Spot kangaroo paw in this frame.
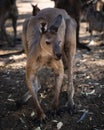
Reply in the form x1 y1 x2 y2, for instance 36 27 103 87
67 104 78 115
33 115 47 125
46 107 65 119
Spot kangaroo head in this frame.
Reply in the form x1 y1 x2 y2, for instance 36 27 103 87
39 15 63 60
31 4 40 16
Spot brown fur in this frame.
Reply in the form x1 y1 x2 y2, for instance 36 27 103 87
22 8 76 121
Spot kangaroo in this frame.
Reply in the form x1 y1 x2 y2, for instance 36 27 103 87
22 7 76 121
82 0 104 44
0 0 18 46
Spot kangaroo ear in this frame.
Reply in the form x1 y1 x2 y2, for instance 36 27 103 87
39 18 48 33
49 15 62 33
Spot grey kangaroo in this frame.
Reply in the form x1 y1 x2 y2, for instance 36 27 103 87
22 8 76 121
82 0 104 43
0 0 18 46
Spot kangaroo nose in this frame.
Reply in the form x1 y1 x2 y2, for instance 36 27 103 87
56 53 62 60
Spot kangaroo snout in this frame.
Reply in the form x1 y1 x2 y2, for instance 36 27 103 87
55 52 62 60
53 41 62 60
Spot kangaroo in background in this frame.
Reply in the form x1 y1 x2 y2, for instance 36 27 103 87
82 0 104 44
31 4 40 16
0 0 18 46
22 7 76 121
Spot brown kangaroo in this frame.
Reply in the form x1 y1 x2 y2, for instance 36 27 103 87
22 8 76 121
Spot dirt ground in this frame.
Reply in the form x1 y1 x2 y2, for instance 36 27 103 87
0 0 104 130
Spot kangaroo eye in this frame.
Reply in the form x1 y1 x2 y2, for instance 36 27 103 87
46 41 51 45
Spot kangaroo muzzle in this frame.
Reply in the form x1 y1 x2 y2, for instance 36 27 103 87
53 41 62 60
